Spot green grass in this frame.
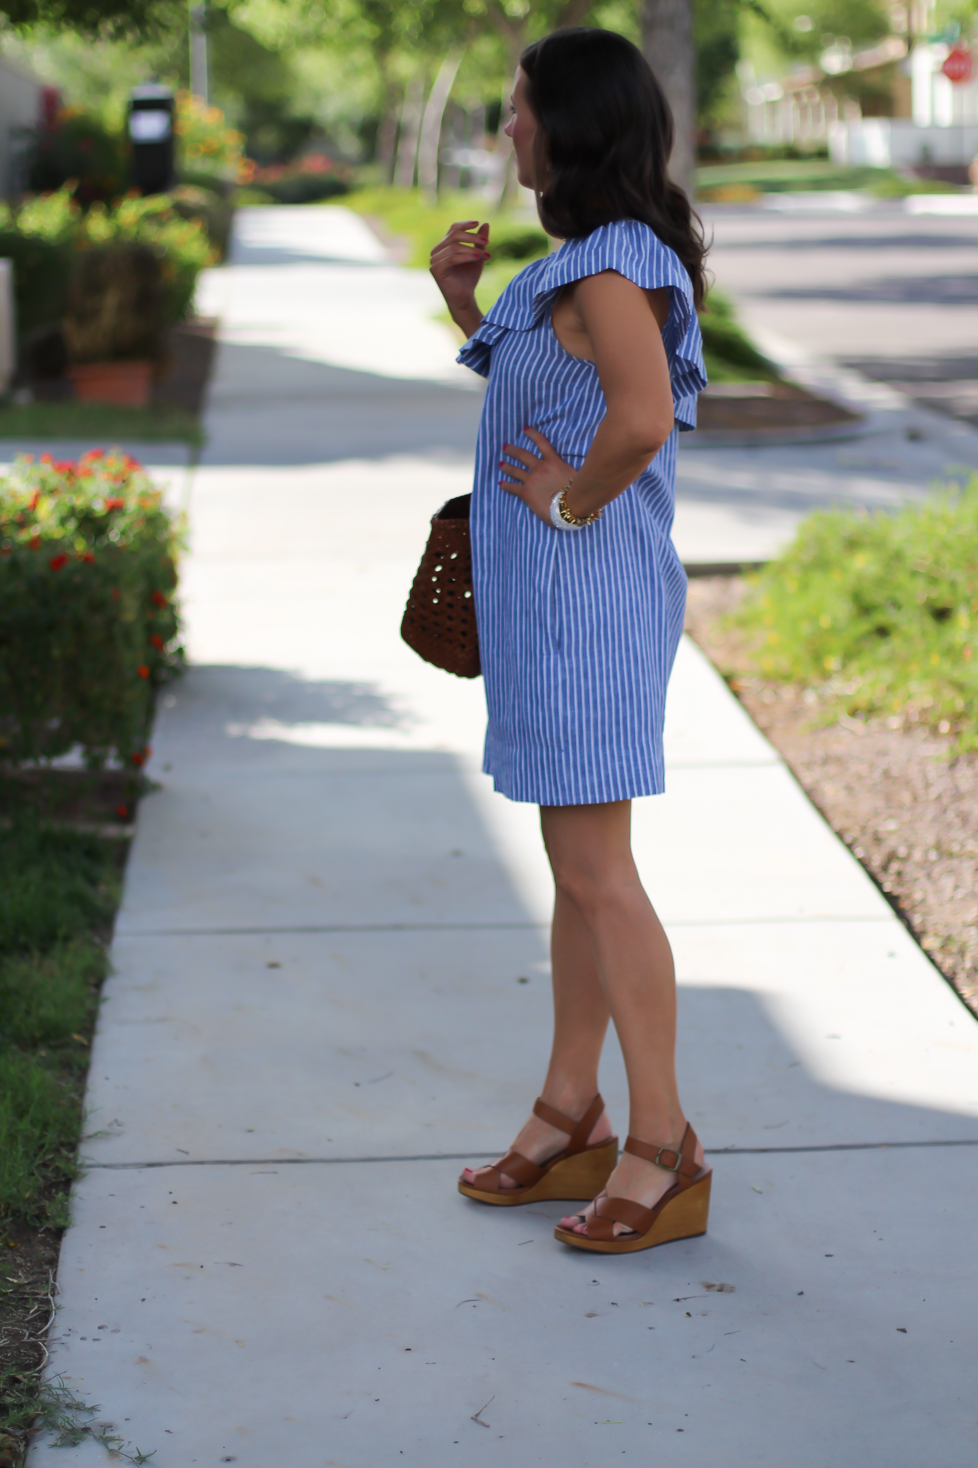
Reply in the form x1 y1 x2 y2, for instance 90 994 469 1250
695 159 963 197
733 477 978 745
0 400 203 446
0 817 123 1226
344 185 549 271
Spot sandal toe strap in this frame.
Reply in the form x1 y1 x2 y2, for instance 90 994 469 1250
586 1194 656 1242
472 1149 544 1192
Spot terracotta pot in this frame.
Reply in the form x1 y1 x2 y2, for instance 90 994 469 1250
68 360 155 408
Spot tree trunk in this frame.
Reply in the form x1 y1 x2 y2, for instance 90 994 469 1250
641 0 696 197
417 49 464 203
377 105 398 184
375 58 399 184
393 74 425 188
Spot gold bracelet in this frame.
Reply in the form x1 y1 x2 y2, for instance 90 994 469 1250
558 479 601 527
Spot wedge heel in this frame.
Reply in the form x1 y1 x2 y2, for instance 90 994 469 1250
554 1123 711 1255
459 1136 618 1206
457 1093 616 1207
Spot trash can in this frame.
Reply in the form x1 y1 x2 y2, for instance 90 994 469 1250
129 84 175 195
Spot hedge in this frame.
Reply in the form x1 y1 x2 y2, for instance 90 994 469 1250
0 452 183 767
0 185 216 347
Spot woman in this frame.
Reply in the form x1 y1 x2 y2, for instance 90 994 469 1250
429 28 709 1255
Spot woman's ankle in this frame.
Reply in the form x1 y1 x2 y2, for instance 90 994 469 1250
539 1079 602 1119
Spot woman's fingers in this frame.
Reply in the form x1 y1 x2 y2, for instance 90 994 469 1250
523 426 556 457
431 241 491 268
501 442 540 469
437 221 489 251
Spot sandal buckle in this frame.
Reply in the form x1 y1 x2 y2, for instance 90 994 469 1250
653 1145 682 1172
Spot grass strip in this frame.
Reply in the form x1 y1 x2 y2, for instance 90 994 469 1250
0 806 130 1463
0 401 202 446
731 476 978 747
695 159 961 198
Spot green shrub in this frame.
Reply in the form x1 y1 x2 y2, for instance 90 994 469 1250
0 229 72 339
64 244 165 364
0 185 215 344
251 160 350 204
490 225 549 261
169 183 234 259
0 451 183 767
26 108 129 208
734 476 978 746
80 192 215 325
698 288 777 382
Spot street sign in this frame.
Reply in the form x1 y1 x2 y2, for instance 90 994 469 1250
942 47 973 84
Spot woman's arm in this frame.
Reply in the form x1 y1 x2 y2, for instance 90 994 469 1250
429 220 491 340
499 270 675 525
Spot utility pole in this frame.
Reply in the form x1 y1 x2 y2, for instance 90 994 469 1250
642 0 695 196
189 0 209 103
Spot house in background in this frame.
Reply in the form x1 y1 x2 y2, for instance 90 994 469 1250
0 55 44 199
738 18 978 179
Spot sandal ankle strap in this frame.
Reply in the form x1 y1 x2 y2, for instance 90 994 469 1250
624 1123 700 1181
533 1093 605 1156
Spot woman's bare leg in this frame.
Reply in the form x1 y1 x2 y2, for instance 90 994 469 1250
460 869 614 1188
537 801 703 1236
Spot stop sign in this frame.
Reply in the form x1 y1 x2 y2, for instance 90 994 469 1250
942 47 973 84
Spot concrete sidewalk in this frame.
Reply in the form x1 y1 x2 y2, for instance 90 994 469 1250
31 208 978 1467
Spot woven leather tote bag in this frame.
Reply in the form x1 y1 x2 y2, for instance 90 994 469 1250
401 494 481 679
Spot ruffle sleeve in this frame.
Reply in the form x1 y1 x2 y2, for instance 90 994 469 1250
455 257 550 378
456 220 707 429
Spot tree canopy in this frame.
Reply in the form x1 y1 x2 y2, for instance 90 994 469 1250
0 0 180 37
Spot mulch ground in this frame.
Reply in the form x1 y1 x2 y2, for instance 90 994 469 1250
696 382 862 434
684 576 978 1020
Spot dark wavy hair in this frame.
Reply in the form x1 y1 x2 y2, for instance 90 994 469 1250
519 28 708 308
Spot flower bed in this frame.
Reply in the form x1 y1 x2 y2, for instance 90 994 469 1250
0 452 183 767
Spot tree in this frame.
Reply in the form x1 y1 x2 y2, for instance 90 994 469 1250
0 0 180 36
642 0 695 194
477 0 604 70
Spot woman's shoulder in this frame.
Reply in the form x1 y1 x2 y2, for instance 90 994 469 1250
548 219 692 297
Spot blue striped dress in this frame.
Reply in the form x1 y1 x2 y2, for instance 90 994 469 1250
457 218 706 806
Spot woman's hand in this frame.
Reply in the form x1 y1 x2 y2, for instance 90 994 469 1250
499 428 575 526
430 221 490 338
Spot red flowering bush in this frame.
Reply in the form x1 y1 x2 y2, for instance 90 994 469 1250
0 451 183 766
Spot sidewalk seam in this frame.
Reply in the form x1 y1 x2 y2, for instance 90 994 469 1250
114 914 896 937
83 1139 978 1170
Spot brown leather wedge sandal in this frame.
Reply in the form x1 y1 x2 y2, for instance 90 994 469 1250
458 1094 618 1207
553 1123 711 1254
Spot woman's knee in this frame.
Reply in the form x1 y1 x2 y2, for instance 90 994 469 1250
551 857 640 918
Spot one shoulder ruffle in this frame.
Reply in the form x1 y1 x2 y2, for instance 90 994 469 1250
457 218 707 430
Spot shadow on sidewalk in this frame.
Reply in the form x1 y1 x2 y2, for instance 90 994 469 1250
201 342 485 468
